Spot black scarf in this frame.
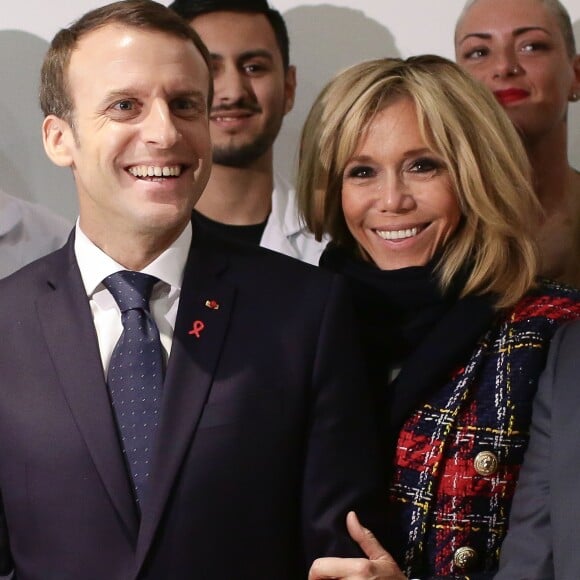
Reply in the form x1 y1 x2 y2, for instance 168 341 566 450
320 244 497 441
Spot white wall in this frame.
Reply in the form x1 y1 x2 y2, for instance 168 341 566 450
2 0 579 219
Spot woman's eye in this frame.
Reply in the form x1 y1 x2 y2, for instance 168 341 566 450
464 47 488 60
345 165 375 179
409 158 442 173
520 42 548 53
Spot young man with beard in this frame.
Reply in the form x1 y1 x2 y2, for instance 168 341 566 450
170 0 325 264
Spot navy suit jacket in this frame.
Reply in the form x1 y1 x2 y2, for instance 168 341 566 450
0 232 386 580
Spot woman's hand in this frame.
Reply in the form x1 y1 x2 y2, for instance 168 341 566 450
308 512 407 579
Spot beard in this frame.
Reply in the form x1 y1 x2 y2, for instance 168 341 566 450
210 97 284 168
212 133 274 168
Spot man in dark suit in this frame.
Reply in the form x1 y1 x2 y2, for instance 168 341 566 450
0 2 386 578
496 320 580 580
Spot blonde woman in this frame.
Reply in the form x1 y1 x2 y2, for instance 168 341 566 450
299 55 580 579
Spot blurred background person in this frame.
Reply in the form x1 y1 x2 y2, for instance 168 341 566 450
170 0 325 264
456 0 580 286
298 55 580 578
0 188 69 278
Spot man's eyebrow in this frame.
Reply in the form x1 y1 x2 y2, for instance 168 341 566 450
97 89 207 107
458 26 552 45
172 89 206 100
101 89 134 101
238 49 274 61
209 49 274 62
96 89 135 109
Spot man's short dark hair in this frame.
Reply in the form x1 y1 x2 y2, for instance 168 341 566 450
169 0 290 70
40 0 213 124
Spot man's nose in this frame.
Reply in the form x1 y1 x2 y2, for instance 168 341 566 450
142 100 179 148
213 65 252 106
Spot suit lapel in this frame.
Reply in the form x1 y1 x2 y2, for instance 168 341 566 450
135 242 235 569
37 243 139 541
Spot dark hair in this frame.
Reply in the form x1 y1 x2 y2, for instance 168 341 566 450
169 0 290 70
40 0 213 123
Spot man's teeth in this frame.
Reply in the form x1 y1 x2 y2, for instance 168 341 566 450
376 227 419 241
128 165 182 178
214 116 243 122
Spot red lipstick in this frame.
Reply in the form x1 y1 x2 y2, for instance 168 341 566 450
494 88 530 106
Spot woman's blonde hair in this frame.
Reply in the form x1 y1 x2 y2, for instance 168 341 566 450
297 55 540 309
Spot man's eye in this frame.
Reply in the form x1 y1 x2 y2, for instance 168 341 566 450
172 98 205 116
113 100 135 111
244 63 266 74
173 98 194 110
107 99 140 119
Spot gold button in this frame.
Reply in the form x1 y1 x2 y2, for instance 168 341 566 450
453 546 477 570
474 450 499 476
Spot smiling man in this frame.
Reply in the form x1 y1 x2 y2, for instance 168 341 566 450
170 0 325 264
0 1 386 578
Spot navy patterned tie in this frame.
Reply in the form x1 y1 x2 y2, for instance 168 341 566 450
102 270 164 507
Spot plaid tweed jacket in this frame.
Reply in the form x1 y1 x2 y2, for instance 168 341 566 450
387 280 580 579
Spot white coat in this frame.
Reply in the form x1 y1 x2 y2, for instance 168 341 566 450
260 175 326 266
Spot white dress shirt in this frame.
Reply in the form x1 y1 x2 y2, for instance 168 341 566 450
260 174 327 265
74 222 191 374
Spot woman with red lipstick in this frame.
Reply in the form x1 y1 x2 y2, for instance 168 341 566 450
298 56 580 579
455 0 580 286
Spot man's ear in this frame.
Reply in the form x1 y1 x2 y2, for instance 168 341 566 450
42 115 75 167
283 65 297 115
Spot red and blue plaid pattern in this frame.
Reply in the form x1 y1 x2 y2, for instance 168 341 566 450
388 281 580 578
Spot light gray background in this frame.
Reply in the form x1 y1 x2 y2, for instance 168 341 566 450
2 0 579 220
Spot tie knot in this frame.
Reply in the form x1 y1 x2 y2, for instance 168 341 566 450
103 270 159 313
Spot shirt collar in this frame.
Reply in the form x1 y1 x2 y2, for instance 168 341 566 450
74 220 192 297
